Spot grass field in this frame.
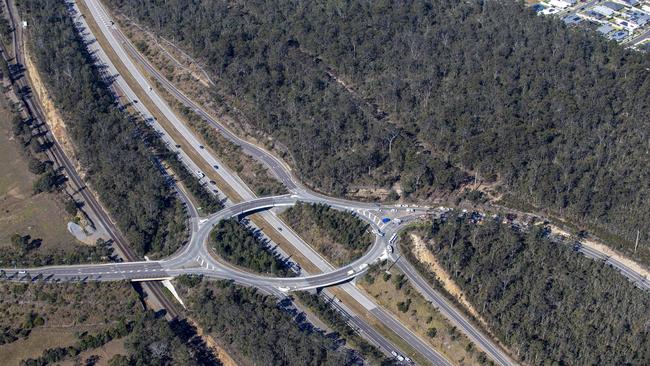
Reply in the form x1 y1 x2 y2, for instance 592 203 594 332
0 327 80 365
0 281 141 365
0 94 79 255
58 337 127 366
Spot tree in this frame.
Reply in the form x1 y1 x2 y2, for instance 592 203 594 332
64 199 78 216
11 233 31 252
27 157 46 175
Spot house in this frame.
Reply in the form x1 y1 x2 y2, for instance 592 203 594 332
608 30 629 41
603 2 625 12
597 24 615 34
630 13 650 27
617 13 650 30
583 10 606 21
548 0 577 9
563 14 584 25
619 0 639 6
592 5 616 17
541 7 560 15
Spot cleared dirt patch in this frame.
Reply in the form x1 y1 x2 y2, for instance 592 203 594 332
409 233 481 320
24 49 79 169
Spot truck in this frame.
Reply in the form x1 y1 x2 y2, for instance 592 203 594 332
389 233 398 244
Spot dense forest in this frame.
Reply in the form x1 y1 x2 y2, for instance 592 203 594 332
281 203 373 265
105 0 469 200
210 218 293 276
18 0 187 256
177 279 361 365
106 0 650 261
412 216 650 365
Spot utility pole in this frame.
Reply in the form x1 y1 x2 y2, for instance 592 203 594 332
634 229 640 254
386 253 402 273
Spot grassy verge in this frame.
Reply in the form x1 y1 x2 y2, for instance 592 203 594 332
76 0 243 207
113 11 287 197
358 263 491 365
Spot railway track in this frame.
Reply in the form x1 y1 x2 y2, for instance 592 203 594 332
2 0 180 318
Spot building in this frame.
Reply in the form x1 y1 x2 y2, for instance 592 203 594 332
548 0 577 9
608 30 629 41
563 14 584 25
603 2 625 12
597 24 615 34
592 5 616 17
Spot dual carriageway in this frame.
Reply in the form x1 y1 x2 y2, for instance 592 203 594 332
2 0 648 364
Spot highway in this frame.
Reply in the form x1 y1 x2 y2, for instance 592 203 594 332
70 1 455 364
1 0 183 318
81 0 650 357
3 0 648 365
396 259 513 366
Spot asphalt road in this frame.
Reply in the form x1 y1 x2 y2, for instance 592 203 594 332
2 0 182 319
3 1 648 365
73 2 457 364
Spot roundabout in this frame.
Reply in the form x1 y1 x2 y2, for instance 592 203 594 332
0 193 426 295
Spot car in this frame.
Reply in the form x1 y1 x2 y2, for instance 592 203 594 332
277 227 283 231
397 355 404 362
199 145 204 149
175 144 181 148
209 180 216 185
391 351 398 357
213 165 219 169
18 270 26 274
386 244 393 254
